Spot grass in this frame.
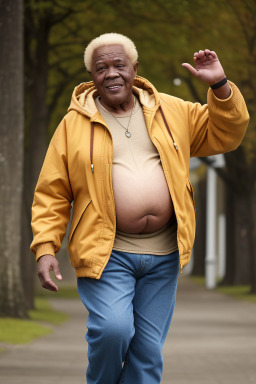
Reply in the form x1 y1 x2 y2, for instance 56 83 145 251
36 285 79 299
190 276 205 285
190 276 256 303
29 297 69 324
0 317 52 344
0 297 69 344
216 285 256 303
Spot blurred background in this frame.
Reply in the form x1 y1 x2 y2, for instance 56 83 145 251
1 0 256 320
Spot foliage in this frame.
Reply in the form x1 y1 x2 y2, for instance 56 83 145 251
25 0 256 176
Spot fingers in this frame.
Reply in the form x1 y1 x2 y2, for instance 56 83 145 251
53 263 63 281
193 49 218 61
37 254 62 291
182 49 217 73
181 63 199 78
38 269 59 291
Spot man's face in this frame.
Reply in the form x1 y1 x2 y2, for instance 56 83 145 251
90 44 138 109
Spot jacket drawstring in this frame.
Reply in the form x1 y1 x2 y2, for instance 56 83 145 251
159 106 178 151
90 122 94 173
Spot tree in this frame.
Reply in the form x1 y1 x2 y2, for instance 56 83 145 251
0 0 26 317
22 0 93 308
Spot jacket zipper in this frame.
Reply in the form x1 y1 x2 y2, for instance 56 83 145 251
90 122 94 173
150 106 182 270
108 132 117 253
151 136 183 272
90 119 116 261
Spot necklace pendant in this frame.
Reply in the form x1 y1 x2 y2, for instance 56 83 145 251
125 131 131 138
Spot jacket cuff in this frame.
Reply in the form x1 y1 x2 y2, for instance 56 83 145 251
36 242 56 261
207 81 242 111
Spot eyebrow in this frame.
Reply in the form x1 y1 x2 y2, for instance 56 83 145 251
95 57 125 65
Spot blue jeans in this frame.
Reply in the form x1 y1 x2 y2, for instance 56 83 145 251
77 249 180 384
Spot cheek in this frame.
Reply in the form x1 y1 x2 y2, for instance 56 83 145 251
122 72 135 85
91 73 103 87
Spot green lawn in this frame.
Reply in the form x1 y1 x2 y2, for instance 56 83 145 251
190 276 256 303
29 297 69 324
0 317 52 344
0 297 69 344
36 285 80 299
216 285 256 303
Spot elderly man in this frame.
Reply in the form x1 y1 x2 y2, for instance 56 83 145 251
31 33 249 384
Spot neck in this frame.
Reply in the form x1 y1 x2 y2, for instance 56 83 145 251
99 95 135 115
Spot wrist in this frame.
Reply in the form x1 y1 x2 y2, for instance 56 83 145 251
211 81 231 100
36 242 55 261
210 77 227 90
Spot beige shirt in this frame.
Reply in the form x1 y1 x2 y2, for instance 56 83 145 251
95 96 178 255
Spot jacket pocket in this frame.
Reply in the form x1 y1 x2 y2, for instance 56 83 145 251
68 198 92 244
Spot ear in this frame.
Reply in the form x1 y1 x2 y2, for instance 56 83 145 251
133 61 138 76
87 70 95 83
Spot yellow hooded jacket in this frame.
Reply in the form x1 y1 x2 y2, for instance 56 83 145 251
30 76 249 278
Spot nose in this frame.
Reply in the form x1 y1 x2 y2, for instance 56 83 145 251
105 66 120 79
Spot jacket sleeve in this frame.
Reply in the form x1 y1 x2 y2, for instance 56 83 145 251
188 81 249 157
30 118 74 261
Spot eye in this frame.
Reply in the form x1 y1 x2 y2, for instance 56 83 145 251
117 64 125 68
96 66 106 72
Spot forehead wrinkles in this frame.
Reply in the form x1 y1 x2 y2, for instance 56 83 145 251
98 50 124 58
93 45 128 64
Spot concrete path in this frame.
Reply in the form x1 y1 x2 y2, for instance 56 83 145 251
0 275 256 384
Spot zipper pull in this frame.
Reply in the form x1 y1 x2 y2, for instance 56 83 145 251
173 142 178 151
91 164 94 173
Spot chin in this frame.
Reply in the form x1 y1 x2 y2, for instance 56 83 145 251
106 95 126 105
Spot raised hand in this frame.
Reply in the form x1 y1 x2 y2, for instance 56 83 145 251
37 254 63 291
182 49 231 99
182 50 226 85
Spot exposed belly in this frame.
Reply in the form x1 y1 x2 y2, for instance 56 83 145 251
113 165 174 234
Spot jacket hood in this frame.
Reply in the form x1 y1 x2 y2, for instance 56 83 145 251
68 75 161 118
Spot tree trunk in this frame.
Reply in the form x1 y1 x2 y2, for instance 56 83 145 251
221 183 236 285
0 0 26 317
249 192 256 293
233 193 251 284
21 18 50 309
222 182 255 288
192 176 206 276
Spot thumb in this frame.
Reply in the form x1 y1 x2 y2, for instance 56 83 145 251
53 262 63 281
182 63 199 78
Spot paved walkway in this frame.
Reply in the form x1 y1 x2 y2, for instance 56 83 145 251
1 275 256 384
